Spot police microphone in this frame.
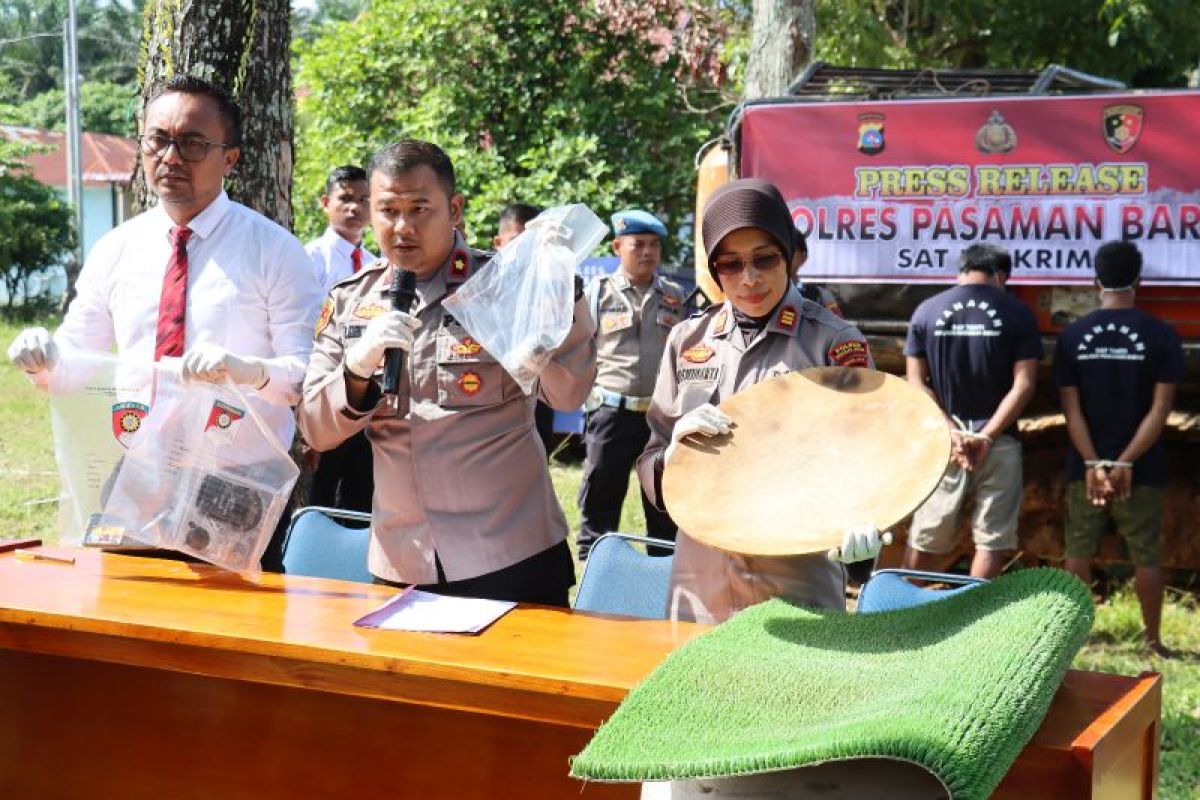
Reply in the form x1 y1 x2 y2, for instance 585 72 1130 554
382 268 417 396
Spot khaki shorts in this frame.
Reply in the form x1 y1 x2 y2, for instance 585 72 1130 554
1064 481 1163 566
908 435 1022 554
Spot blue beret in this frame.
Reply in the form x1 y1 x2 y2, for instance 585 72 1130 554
611 209 667 239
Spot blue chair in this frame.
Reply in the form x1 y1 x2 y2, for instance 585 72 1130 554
280 506 374 583
574 533 675 619
553 409 586 435
857 568 986 613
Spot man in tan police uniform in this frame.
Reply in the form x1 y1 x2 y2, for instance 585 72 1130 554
297 139 596 606
576 210 686 559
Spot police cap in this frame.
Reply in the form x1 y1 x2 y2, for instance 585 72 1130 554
611 209 667 239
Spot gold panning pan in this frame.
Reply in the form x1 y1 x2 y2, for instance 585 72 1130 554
661 367 950 556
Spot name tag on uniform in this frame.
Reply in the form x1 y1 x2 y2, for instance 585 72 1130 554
600 310 634 333
677 365 721 383
343 323 365 340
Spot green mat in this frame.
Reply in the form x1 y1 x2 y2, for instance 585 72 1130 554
571 568 1094 799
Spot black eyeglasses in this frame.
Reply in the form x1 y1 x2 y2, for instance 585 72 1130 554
711 250 785 277
139 134 231 162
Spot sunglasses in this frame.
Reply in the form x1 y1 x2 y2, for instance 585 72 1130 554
139 134 231 163
711 250 785 277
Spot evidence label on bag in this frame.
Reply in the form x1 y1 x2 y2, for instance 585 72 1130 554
204 400 246 447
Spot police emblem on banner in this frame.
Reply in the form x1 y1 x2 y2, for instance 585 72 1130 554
111 401 149 448
975 110 1017 154
857 113 885 155
1103 104 1143 154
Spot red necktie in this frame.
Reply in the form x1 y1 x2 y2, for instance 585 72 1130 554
351 245 363 273
154 225 191 361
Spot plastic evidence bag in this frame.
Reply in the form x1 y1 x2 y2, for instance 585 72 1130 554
78 357 297 574
46 347 151 546
443 203 607 394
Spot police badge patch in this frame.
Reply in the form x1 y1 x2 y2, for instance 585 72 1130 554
682 343 716 364
314 298 333 338
450 337 483 358
111 401 149 448
857 113 885 155
354 302 387 320
458 370 482 395
1103 104 1143 154
828 339 870 368
204 400 245 446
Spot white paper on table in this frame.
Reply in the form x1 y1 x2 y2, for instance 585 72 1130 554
353 589 516 634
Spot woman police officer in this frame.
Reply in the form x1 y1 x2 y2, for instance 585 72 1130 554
635 178 887 624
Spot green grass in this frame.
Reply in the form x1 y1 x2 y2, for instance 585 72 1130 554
0 314 61 544
549 457 648 543
1071 586 1200 799
0 314 1195 798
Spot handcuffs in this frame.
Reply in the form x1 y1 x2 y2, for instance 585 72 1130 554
1084 459 1133 472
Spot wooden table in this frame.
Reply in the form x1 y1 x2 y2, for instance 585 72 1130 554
0 547 1160 799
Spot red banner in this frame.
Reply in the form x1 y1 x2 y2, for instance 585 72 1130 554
739 91 1200 285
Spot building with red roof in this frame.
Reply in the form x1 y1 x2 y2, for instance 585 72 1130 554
1 125 137 258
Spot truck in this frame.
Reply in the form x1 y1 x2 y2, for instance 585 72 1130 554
695 64 1200 574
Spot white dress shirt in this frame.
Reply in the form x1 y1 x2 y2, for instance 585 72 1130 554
47 191 324 444
305 226 375 293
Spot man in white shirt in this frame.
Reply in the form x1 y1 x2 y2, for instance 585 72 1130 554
305 165 375 293
7 75 323 565
305 167 377 511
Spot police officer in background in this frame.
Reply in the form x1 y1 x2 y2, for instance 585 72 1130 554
493 202 541 250
297 139 596 606
576 210 685 559
306 165 377 513
493 202 556 457
306 165 375 293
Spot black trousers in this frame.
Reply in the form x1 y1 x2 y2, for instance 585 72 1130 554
534 400 556 458
309 431 374 513
577 405 677 558
373 539 575 607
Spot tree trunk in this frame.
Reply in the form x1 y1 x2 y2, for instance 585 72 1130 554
131 0 293 227
743 0 815 100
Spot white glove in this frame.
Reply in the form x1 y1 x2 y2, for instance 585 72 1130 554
827 525 893 564
665 403 732 464
7 327 56 374
344 310 422 380
181 343 269 387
